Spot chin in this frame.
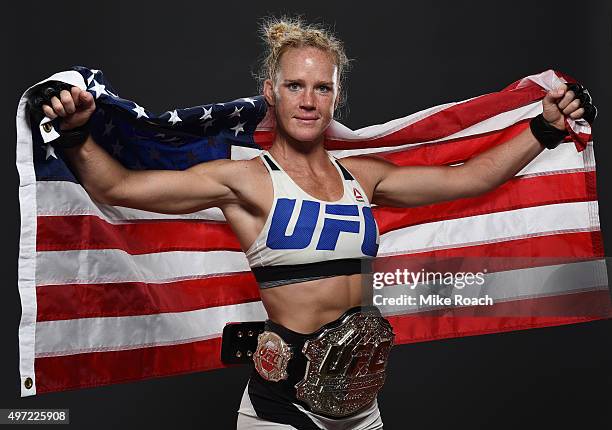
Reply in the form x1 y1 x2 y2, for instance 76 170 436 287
285 123 328 144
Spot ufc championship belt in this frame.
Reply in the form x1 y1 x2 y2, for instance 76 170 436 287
253 331 293 382
297 308 395 417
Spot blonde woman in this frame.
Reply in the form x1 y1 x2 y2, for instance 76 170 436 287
29 16 595 430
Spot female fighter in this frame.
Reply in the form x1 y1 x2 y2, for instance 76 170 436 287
29 16 595 430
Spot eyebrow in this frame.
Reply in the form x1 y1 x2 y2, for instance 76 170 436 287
283 79 335 86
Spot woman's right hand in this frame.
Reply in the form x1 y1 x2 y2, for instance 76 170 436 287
40 86 96 131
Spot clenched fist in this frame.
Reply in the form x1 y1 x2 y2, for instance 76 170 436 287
29 82 96 131
542 83 597 130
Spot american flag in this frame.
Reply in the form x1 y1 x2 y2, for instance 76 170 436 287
16 66 610 396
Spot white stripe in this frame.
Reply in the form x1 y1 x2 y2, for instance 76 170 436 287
37 181 226 221
376 259 608 316
36 200 598 286
36 249 250 286
16 70 88 397
329 102 541 158
379 201 599 255
35 301 267 357
34 259 607 357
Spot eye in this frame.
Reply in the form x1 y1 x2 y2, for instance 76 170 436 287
288 83 301 91
318 85 331 93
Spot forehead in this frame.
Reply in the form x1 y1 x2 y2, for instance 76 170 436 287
277 47 338 82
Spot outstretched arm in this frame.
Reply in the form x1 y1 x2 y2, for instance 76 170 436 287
35 85 245 214
351 83 590 208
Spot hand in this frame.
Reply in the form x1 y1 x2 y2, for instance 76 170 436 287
541 83 594 131
38 85 96 131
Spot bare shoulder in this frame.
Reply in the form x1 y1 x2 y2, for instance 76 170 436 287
337 154 395 199
190 155 271 211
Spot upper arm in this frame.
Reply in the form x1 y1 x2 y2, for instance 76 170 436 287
107 159 246 214
344 156 480 208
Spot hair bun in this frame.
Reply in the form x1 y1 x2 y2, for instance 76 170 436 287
267 23 289 47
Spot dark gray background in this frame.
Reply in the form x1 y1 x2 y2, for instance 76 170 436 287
3 1 611 428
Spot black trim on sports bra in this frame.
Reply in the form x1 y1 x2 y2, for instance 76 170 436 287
262 154 280 171
252 258 371 289
334 160 354 181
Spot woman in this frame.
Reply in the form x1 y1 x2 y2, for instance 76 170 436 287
30 16 594 430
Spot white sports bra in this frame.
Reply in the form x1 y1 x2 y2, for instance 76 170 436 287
245 150 379 289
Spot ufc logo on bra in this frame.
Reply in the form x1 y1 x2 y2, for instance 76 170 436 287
266 199 378 256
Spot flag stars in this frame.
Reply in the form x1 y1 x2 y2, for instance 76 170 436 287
242 97 256 107
43 144 57 160
200 106 213 121
132 103 148 119
167 110 182 125
112 140 123 156
87 69 100 85
103 119 115 136
228 106 243 119
89 80 108 99
231 121 247 136
203 119 216 133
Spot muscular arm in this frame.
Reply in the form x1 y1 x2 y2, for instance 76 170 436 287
357 127 544 207
63 135 244 214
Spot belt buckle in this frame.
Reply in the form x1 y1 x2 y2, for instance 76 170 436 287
295 310 395 417
253 331 293 382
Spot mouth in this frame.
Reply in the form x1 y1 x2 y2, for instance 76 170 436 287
294 116 319 124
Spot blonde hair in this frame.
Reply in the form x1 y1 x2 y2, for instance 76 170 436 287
255 16 351 114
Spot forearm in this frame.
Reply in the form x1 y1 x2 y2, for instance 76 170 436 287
461 127 545 195
61 135 130 203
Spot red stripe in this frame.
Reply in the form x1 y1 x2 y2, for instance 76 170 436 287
34 337 226 394
36 231 602 322
378 120 531 166
37 216 242 253
387 290 612 345
37 272 260 322
374 171 596 234
34 291 610 394
36 172 594 254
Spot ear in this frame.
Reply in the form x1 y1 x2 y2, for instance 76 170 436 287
263 79 276 107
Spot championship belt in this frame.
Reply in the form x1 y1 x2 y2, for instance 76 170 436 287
253 331 293 382
295 308 395 417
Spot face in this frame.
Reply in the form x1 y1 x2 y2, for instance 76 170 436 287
263 46 340 145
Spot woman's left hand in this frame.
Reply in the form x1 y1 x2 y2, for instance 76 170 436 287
541 83 596 131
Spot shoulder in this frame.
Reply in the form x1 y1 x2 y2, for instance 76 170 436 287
336 154 397 199
188 155 268 182
337 154 396 181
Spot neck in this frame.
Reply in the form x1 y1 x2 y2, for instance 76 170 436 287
268 129 329 171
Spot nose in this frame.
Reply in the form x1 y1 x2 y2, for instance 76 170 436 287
299 88 316 110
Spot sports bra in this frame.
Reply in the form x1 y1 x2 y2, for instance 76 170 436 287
245 150 379 289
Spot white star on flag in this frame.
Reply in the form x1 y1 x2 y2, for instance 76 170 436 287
87 69 100 85
228 106 243 119
200 106 213 121
168 110 182 125
230 121 246 136
242 98 256 107
132 103 148 119
43 144 57 160
112 141 123 156
89 80 108 99
103 120 115 136
203 119 216 132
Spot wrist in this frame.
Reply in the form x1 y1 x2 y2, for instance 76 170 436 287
529 113 568 150
53 121 91 149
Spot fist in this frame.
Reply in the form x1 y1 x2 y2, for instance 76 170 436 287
37 85 96 131
542 83 596 131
